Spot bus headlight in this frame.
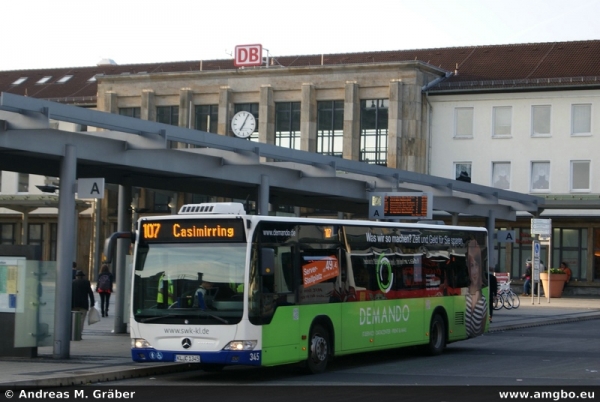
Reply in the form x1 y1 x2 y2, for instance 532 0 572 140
223 340 257 351
132 338 152 348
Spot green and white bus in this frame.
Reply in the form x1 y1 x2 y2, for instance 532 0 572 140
105 202 490 373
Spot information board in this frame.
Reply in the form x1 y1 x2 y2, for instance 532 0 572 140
369 192 432 220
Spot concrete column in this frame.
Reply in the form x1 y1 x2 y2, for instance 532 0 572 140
141 90 155 121
218 86 231 136
114 185 132 334
400 74 426 173
301 83 317 153
258 175 270 216
104 91 118 114
259 85 274 145
179 88 194 129
343 81 360 161
387 80 404 169
487 210 496 270
53 144 77 359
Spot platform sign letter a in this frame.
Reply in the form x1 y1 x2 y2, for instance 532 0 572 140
77 178 105 199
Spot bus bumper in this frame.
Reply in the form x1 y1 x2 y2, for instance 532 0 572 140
131 348 262 366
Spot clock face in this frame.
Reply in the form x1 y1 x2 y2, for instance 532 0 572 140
231 111 256 138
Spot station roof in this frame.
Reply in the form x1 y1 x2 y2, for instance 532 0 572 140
1 40 599 105
0 93 542 221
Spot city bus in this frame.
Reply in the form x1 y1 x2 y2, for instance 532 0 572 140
104 202 490 373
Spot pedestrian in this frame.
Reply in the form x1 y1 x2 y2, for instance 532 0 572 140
72 270 95 339
71 261 78 280
521 259 532 296
489 268 498 323
96 264 114 317
560 262 572 287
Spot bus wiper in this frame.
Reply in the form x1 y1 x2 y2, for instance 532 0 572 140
199 310 229 324
139 314 188 323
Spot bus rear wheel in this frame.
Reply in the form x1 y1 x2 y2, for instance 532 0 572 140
425 314 446 356
307 324 329 374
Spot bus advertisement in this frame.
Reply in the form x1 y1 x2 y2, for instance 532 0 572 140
104 202 489 373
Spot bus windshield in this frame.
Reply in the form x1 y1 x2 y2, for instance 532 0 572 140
132 242 246 325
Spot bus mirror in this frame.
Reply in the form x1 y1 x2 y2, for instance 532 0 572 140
260 248 275 276
103 231 134 264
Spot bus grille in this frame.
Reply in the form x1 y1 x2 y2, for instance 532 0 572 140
454 312 465 325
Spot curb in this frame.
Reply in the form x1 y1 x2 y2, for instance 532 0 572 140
489 312 600 333
0 363 201 388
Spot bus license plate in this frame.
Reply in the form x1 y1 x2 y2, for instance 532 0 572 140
175 355 200 363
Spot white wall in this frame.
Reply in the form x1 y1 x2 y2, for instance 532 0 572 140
428 90 600 195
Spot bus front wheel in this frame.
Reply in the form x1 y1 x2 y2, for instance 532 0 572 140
426 314 446 356
307 324 329 374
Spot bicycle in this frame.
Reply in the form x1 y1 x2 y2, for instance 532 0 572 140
496 281 520 309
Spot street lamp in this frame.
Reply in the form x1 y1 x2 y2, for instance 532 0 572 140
36 184 59 193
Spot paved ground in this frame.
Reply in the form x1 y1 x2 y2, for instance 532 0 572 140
0 295 598 387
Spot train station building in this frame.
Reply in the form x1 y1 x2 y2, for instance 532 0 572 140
1 40 600 294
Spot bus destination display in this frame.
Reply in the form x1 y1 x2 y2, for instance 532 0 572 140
140 219 246 243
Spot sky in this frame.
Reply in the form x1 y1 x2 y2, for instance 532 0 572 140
2 0 600 71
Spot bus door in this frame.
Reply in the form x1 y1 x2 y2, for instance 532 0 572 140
258 247 302 366
340 252 374 351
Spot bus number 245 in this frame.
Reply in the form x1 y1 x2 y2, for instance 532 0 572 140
143 223 161 239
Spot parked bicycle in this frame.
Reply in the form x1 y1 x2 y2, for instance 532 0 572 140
494 281 520 310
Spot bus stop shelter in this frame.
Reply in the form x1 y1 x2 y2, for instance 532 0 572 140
0 92 544 358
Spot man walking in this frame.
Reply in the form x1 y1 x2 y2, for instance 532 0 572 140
72 270 95 340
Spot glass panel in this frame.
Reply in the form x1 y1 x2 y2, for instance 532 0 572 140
195 105 218 133
317 100 344 157
57 75 73 84
360 99 388 165
27 223 43 246
572 104 591 134
36 76 52 84
531 162 550 191
14 260 57 347
571 161 590 190
492 162 510 189
532 105 551 135
18 173 29 192
154 192 170 212
455 163 472 182
275 102 301 150
455 107 473 137
119 107 141 119
1 224 15 244
493 107 512 136
157 106 179 126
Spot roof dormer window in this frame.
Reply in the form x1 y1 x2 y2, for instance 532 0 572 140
36 76 52 84
57 75 73 84
12 77 28 85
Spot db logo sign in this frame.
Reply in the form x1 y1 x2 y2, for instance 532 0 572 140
234 44 263 67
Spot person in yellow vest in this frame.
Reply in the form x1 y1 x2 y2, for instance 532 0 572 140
157 272 174 307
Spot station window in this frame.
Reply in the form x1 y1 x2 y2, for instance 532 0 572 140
360 99 388 166
317 100 344 157
195 105 218 133
275 102 301 150
119 107 141 119
0 224 15 245
157 106 179 126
